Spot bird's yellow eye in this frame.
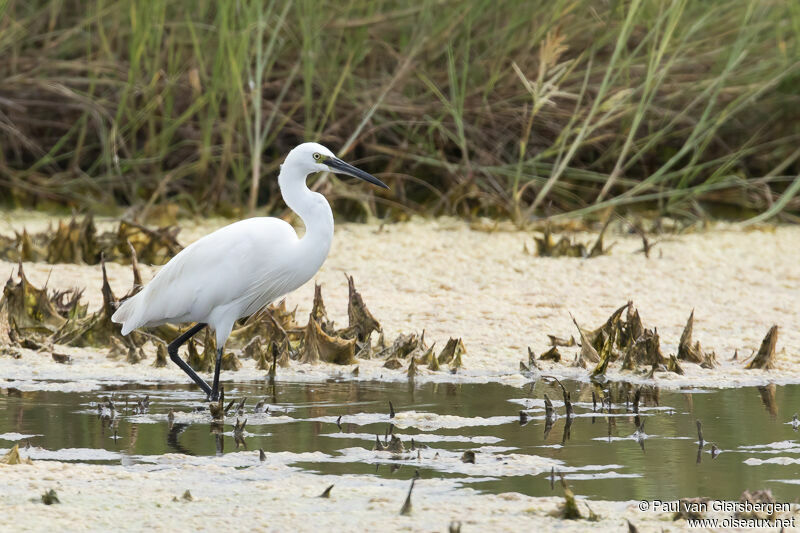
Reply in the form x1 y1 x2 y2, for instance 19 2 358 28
313 153 321 161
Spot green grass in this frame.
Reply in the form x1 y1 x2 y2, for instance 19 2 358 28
0 0 798 224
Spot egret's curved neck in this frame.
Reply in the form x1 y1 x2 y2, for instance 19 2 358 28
278 165 334 259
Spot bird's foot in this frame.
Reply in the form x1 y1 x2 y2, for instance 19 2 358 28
208 385 223 406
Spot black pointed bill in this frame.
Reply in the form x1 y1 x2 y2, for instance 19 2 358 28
325 157 389 189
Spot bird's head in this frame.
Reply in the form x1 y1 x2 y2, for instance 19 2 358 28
283 142 389 189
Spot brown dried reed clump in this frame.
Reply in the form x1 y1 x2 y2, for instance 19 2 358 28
0 215 182 265
532 302 778 380
0 262 466 375
529 221 612 259
0 444 33 465
236 277 466 375
745 326 779 370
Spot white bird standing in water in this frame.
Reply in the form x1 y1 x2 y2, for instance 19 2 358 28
112 143 388 400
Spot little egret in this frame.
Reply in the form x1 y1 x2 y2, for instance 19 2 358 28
112 143 388 400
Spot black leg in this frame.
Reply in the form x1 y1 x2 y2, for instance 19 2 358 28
167 323 212 398
210 347 223 401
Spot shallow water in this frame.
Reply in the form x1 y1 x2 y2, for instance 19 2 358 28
2 379 799 501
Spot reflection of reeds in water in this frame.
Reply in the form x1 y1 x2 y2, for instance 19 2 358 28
757 383 778 418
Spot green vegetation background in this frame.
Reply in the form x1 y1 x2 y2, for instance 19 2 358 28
1 0 798 223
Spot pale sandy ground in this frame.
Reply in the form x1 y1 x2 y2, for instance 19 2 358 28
1 213 799 389
2 213 800 532
4 453 796 533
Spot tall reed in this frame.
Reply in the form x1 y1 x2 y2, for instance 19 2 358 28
0 0 798 223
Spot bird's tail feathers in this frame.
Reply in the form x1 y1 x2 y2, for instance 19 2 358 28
111 293 141 336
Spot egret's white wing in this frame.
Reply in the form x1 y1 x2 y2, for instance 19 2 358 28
113 217 298 333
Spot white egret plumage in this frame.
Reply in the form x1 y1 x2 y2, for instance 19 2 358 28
111 142 388 399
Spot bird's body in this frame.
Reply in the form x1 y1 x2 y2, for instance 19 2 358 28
114 215 327 345
112 142 387 399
